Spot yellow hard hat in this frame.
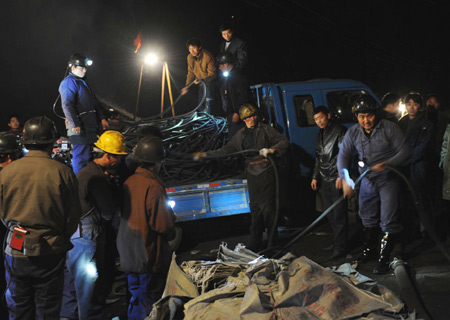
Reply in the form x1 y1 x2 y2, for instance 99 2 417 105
239 103 257 120
94 130 128 155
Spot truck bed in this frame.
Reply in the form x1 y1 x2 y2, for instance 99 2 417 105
166 179 250 222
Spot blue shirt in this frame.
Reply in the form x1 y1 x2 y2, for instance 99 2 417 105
337 118 412 179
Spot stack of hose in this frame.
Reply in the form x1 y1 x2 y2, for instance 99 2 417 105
121 112 244 186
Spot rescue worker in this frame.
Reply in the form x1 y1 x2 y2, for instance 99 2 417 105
337 96 412 274
59 52 109 175
181 38 216 113
311 106 348 259
218 23 248 71
0 116 81 319
217 51 251 138
398 93 435 244
117 136 175 320
0 132 22 319
61 130 128 320
193 104 290 252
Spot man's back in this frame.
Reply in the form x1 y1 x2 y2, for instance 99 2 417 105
0 150 81 256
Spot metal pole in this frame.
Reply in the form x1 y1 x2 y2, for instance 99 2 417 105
160 62 166 118
165 62 175 116
134 64 144 120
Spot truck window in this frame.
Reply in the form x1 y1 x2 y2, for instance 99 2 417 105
294 95 315 127
326 90 369 123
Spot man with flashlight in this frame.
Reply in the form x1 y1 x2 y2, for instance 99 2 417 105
61 130 128 320
193 104 289 252
337 95 412 274
59 52 109 175
217 51 251 138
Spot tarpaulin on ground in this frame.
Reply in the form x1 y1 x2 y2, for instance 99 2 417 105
148 243 412 320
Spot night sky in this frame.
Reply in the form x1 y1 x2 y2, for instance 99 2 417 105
2 0 450 132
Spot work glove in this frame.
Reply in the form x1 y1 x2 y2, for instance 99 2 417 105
259 148 275 158
192 152 207 161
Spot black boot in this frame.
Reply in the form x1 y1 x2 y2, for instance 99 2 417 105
353 227 380 265
373 232 397 275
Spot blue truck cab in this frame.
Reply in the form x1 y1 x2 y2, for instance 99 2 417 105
168 79 381 222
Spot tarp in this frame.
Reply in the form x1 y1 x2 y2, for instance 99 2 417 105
148 243 415 320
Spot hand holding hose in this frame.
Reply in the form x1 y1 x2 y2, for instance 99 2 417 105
260 148 275 158
192 152 207 161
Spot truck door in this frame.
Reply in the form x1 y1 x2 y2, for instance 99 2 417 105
282 90 324 177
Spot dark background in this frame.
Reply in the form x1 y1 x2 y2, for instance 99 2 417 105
1 0 450 132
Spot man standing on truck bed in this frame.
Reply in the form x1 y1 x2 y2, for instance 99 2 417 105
193 104 290 252
337 95 412 274
311 106 348 259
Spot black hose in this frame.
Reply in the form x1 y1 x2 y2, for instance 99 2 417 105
271 168 371 259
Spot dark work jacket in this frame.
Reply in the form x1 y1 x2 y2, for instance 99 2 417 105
208 122 290 176
220 70 251 116
398 112 435 190
312 121 347 182
59 73 106 145
398 112 435 166
219 37 248 71
76 161 118 239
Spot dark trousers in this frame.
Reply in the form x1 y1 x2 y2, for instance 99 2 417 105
359 176 401 233
126 271 167 320
71 144 91 175
4 252 65 320
247 168 276 250
61 232 107 320
319 180 348 252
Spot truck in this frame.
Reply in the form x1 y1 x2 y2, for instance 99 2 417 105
166 78 381 225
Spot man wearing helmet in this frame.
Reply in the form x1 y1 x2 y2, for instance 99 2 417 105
337 95 412 274
117 136 175 319
59 52 109 175
60 130 128 320
217 51 251 138
0 116 81 319
193 104 289 252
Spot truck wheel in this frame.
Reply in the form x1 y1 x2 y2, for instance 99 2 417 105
169 226 182 251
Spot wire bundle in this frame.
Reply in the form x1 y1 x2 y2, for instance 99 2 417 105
122 112 244 186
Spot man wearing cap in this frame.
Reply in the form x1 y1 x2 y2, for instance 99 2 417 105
61 130 128 320
0 116 81 319
59 52 109 175
117 136 175 319
193 104 289 252
337 95 412 274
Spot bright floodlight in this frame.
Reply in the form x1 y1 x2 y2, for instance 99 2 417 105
145 53 158 65
86 59 93 66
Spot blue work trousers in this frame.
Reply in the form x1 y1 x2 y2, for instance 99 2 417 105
71 144 91 175
359 176 402 233
126 271 167 320
64 233 107 320
4 252 65 320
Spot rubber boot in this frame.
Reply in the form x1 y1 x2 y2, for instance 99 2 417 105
373 232 397 275
353 227 380 265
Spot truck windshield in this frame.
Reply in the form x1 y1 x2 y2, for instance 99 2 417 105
327 90 371 123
